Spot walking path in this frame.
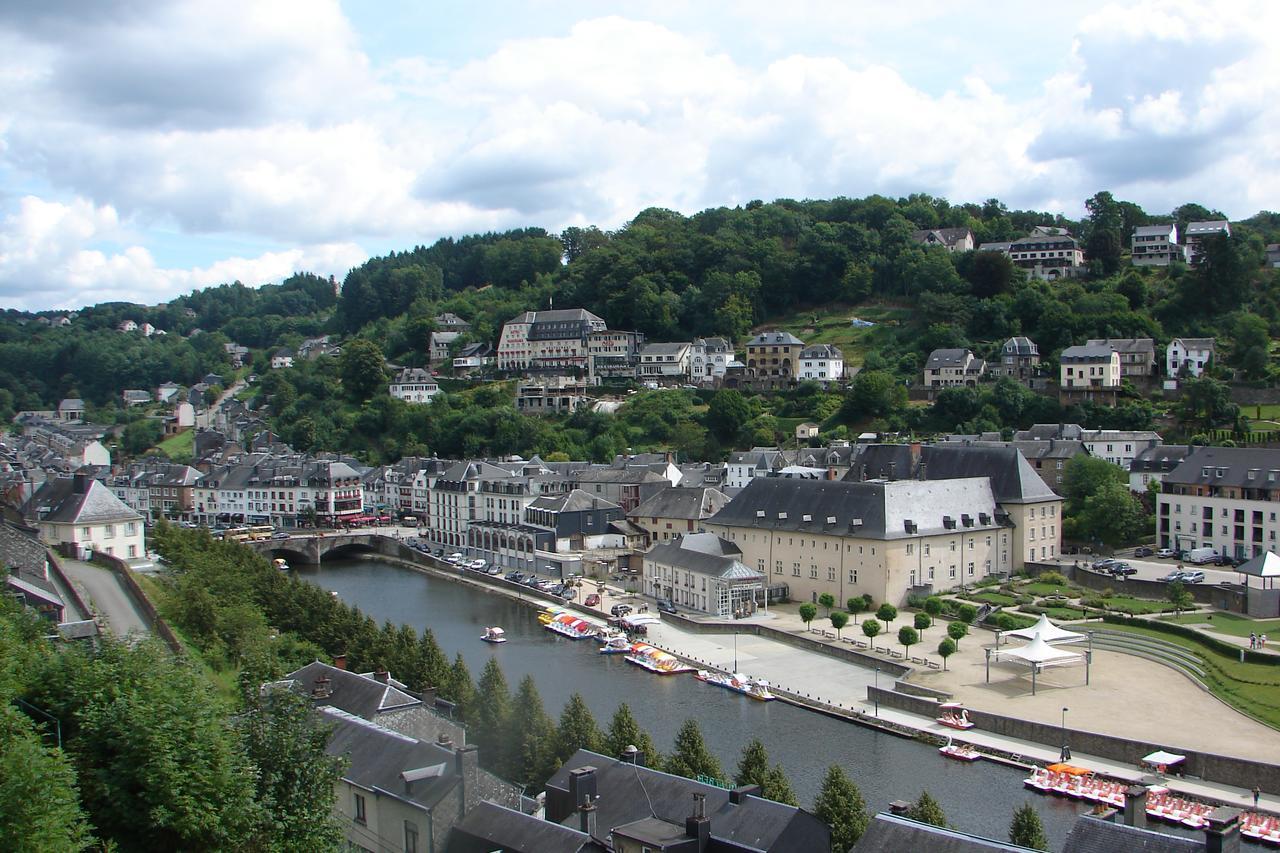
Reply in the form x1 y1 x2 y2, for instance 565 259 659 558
59 559 151 637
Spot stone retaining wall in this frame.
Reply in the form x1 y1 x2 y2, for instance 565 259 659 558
90 553 183 655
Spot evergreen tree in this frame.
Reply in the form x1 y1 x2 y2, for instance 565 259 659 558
762 763 799 807
734 738 770 788
812 764 868 852
0 707 94 853
665 719 724 782
473 659 513 775
907 790 947 827
414 627 450 692
603 703 659 767
505 676 558 789
1008 802 1048 850
554 694 603 763
446 653 477 722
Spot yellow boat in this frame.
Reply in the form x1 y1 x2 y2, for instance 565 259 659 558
537 605 567 625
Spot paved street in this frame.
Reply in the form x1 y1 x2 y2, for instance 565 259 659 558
59 559 151 637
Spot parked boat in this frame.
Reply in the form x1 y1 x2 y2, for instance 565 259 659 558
273 558 290 572
537 605 567 625
694 670 775 701
624 643 693 674
481 626 507 644
545 612 601 640
936 702 975 730
600 635 632 654
938 736 980 762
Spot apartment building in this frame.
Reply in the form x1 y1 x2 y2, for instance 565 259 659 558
923 349 986 387
1059 344 1120 403
1130 223 1184 266
744 331 805 379
587 329 644 381
496 308 607 372
1003 227 1084 280
1158 446 1280 560
1184 220 1231 265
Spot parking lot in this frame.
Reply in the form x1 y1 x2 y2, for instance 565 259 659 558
1070 549 1246 587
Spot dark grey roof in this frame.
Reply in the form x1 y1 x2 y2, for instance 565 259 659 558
1001 336 1039 356
510 308 604 325
321 706 459 811
448 801 597 853
1060 344 1114 361
852 812 1040 852
1087 337 1156 356
1186 220 1229 235
911 227 972 248
1170 337 1215 350
925 348 972 369
529 489 620 513
629 486 730 521
746 331 805 346
1134 224 1175 236
1061 814 1202 853
1131 444 1193 473
1163 445 1280 489
547 750 828 852
921 444 1059 503
800 343 843 359
284 661 420 720
639 342 691 356
28 477 142 524
644 534 762 581
574 468 668 485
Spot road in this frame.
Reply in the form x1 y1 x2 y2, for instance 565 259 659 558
59 559 151 637
1060 550 1243 586
196 378 246 429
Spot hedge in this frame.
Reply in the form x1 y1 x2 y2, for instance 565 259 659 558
1101 613 1279 665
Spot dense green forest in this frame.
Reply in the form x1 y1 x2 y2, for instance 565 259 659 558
2 192 1278 458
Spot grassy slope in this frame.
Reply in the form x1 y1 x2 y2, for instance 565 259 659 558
752 301 911 368
155 429 194 460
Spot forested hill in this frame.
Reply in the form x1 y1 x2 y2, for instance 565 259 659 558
1 192 1279 423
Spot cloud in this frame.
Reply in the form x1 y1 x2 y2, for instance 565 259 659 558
0 195 365 309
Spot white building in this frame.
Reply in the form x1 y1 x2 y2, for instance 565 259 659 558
1079 429 1161 470
270 348 295 369
923 349 985 387
1158 446 1280 561
694 337 732 381
798 344 844 384
1185 220 1231 265
1167 337 1215 379
1131 223 1184 266
388 368 440 404
29 475 146 560
637 342 692 382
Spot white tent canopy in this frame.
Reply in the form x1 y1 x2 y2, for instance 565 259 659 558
1142 750 1186 767
1237 551 1280 579
1001 613 1087 645
1001 633 1084 667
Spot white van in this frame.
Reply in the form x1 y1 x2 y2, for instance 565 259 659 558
1185 547 1219 565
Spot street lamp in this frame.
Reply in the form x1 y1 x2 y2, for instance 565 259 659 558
874 666 880 717
1060 707 1071 762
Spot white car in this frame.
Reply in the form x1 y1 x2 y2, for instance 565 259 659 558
445 553 463 564
1156 548 1177 559
468 559 486 571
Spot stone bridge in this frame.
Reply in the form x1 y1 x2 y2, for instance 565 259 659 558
246 532 412 566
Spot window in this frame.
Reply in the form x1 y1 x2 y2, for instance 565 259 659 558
354 792 366 824
405 821 419 853
81 526 91 538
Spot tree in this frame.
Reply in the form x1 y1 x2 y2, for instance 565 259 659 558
604 703 659 769
762 764 799 807
0 707 94 853
957 604 977 624
338 338 388 401
1075 480 1146 547
812 765 868 851
1177 374 1237 432
1167 580 1194 619
947 621 968 648
898 626 919 656
907 790 947 827
914 612 932 636
875 603 897 633
818 593 835 615
924 597 943 619
842 370 906 421
938 638 957 670
799 603 818 630
239 687 346 851
555 694 603 763
861 618 881 650
665 719 724 782
473 658 513 774
507 675 558 788
122 418 163 455
1230 312 1271 380
734 738 770 789
846 597 866 620
830 611 849 638
706 390 752 442
446 653 477 721
1009 802 1049 850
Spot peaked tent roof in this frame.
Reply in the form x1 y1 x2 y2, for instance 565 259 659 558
1237 550 1280 578
1001 613 1086 645
1001 633 1084 666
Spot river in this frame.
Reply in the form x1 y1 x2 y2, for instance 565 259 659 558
303 557 1196 851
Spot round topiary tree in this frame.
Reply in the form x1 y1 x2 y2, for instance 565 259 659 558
875 603 898 633
799 602 818 631
914 612 931 636
898 626 919 657
861 618 881 650
830 611 849 639
947 620 968 647
938 637 956 670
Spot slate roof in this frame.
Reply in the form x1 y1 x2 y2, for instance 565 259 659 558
529 489 620 514
1061 814 1202 852
283 661 420 720
28 477 142 524
639 342 691 356
1186 220 1230 235
910 227 973 249
1131 444 1193 474
644 534 762 581
1060 344 1114 361
925 348 973 369
1134 223 1176 237
746 331 805 346
851 813 1040 852
1170 337 1215 351
509 308 605 325
1001 336 1039 356
629 486 730 521
1163 446 1280 489
546 750 828 852
320 706 459 811
921 444 1060 503
448 801 598 853
800 343 843 359
1087 337 1156 357
573 468 669 485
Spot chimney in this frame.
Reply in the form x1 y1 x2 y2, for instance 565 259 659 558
1122 785 1148 828
333 654 347 671
578 794 597 837
685 793 711 850
826 466 837 480
73 473 88 494
311 675 332 699
436 731 453 750
888 461 896 481
455 744 480 811
729 785 760 805
909 442 922 465
374 670 390 684
888 800 912 816
1204 807 1242 853
568 767 597 812
621 745 640 765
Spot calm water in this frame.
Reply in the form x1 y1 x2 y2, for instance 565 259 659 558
303 558 1195 852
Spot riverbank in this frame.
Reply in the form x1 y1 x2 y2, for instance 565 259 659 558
365 546 1280 814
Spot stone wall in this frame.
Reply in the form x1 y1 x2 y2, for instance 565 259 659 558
91 552 182 654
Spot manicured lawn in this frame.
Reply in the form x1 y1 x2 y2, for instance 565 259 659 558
1163 611 1280 638
1022 606 1088 621
994 613 1038 629
1021 582 1079 597
155 429 194 460
967 591 1019 606
1099 621 1280 730
1099 596 1175 615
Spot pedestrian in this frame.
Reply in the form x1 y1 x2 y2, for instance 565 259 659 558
1251 632 1258 649
1254 786 1261 809
1263 634 1269 649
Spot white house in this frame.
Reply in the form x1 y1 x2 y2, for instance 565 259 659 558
1185 220 1231 265
29 475 146 561
923 349 985 387
270 348 295 369
637 342 693 382
798 344 844 384
1131 223 1184 266
1167 337 1215 379
694 337 732 380
388 368 440 404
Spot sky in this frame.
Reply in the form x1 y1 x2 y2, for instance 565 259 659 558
0 0 1276 311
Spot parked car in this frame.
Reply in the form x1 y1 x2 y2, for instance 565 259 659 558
1156 548 1177 559
561 587 577 599
1108 562 1137 577
445 553 463 564
1180 570 1206 584
468 559 486 571
1133 546 1153 557
1160 570 1186 583
1091 558 1118 571
657 599 677 614
271 531 289 540
611 604 633 617
584 593 601 607
505 571 524 582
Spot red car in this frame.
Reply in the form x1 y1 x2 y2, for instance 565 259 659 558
584 593 601 607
